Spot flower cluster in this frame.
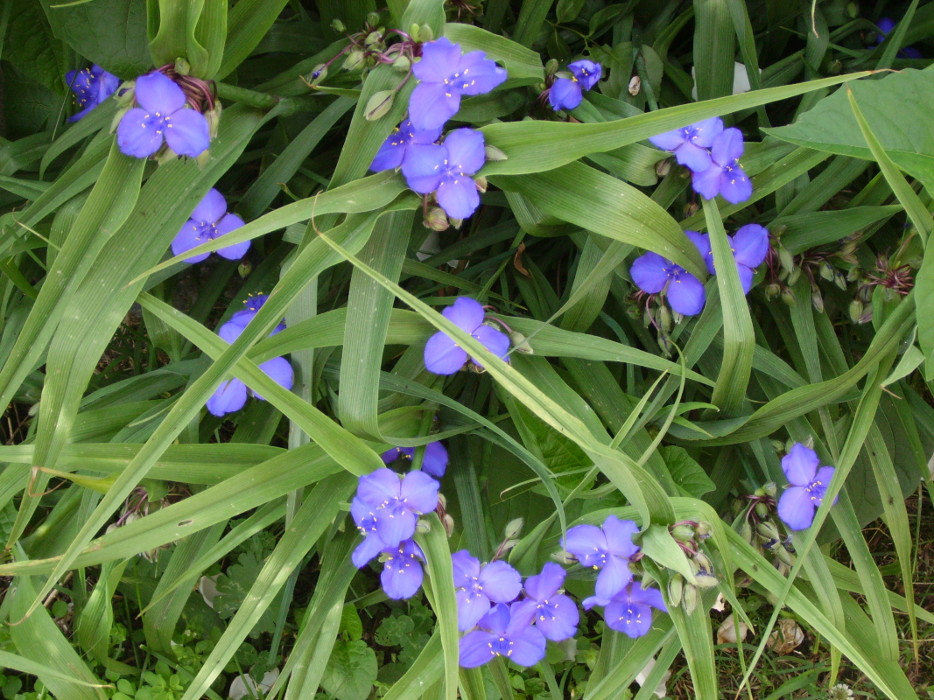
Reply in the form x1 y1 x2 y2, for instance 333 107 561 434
381 440 448 478
777 443 837 531
171 189 248 263
874 17 922 59
423 297 511 375
548 60 602 111
370 37 507 220
116 71 210 159
350 468 440 599
630 224 769 317
649 117 752 204
565 515 666 638
207 295 294 417
66 64 120 122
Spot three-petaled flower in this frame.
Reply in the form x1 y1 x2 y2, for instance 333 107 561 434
777 443 837 531
381 441 449 478
564 515 641 603
702 223 770 293
66 64 120 122
408 37 507 131
116 71 210 159
171 189 249 263
511 562 579 641
402 128 487 220
459 602 546 668
691 127 752 204
452 550 523 631
370 119 443 172
630 232 711 316
207 295 293 417
549 60 603 111
423 297 510 375
379 539 426 600
648 117 724 173
585 580 667 639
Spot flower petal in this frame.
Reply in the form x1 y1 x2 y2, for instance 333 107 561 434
444 128 486 175
356 468 402 506
548 78 583 111
421 441 448 478
524 562 565 600
436 176 480 219
254 357 294 398
666 272 706 316
459 630 496 667
381 545 424 599
594 555 633 601
782 443 820 486
424 331 468 375
648 128 686 151
452 550 481 586
472 324 510 360
628 582 668 612
206 378 247 417
408 82 461 131
116 108 165 158
351 532 385 568
442 297 485 331
686 230 714 275
134 71 186 113
731 224 769 268
737 264 755 294
171 221 210 263
718 164 753 204
568 60 602 90
164 108 210 158
691 165 722 200
777 486 816 531
374 504 417 548
456 52 508 95
191 188 228 223
533 594 579 641
479 561 522 603
412 37 463 83
563 524 606 566
811 466 836 505
399 470 440 513
675 142 713 172
215 213 250 260
688 117 725 148
401 143 446 194
508 626 546 666
457 590 492 631
711 127 745 165
630 252 671 294
604 600 653 638
603 516 640 558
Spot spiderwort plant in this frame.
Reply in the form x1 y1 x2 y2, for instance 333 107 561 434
380 441 449 478
379 539 426 600
171 189 249 263
703 223 770 293
116 71 211 159
459 602 546 668
564 515 641 603
511 562 579 641
370 118 443 172
206 296 294 417
408 37 507 130
548 59 603 111
777 443 837 531
452 550 523 630
423 297 511 374
648 117 724 173
690 127 753 204
585 580 668 639
66 64 120 122
402 128 487 219
630 232 711 316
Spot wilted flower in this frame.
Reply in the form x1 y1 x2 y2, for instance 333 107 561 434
586 580 667 639
452 550 522 630
630 232 711 316
564 515 641 602
402 128 487 219
66 64 120 122
370 119 443 171
777 443 837 531
648 117 724 173
116 71 210 158
408 37 507 130
423 297 510 375
690 127 752 204
171 189 248 263
459 602 546 668
380 441 449 478
511 562 579 641
548 60 602 111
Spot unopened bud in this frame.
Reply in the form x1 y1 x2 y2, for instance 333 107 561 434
695 572 719 589
763 481 777 498
756 521 781 542
819 262 835 283
780 288 796 307
754 502 770 519
544 58 559 76
668 575 683 608
737 520 753 544
786 267 801 286
693 552 713 574
484 144 508 161
773 542 794 566
473 175 487 193
330 18 346 33
174 57 191 76
364 30 383 47
695 521 711 538
238 260 252 278
849 299 863 324
828 59 843 74
205 103 222 140
508 331 533 355
834 271 848 291
342 49 365 71
811 290 824 313
683 200 699 218
764 283 782 300
778 247 795 276
628 75 641 96
309 64 328 84
364 89 395 120
658 304 673 333
442 514 455 537
366 11 381 27
655 158 671 177
416 518 432 534
846 2 859 19
392 55 411 72
504 518 524 540
418 24 434 42
682 583 699 614
671 524 695 543
424 206 449 231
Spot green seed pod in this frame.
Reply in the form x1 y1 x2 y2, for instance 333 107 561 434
754 502 770 520
392 55 411 72
366 11 381 26
504 518 524 540
849 299 863 324
174 57 191 76
668 575 684 608
424 207 450 232
509 331 534 355
342 49 366 71
484 144 508 161
330 18 346 33
682 583 699 614
364 89 395 121
671 524 695 543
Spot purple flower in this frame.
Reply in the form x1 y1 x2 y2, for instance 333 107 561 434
708 224 769 293
116 71 210 159
402 128 486 219
564 515 640 603
649 117 724 173
66 65 120 122
370 119 443 172
630 231 711 316
380 441 449 478
206 296 293 417
423 297 510 375
585 581 667 639
459 603 546 668
352 468 440 553
874 18 923 58
777 443 837 531
691 127 752 204
452 550 522 631
380 539 426 599
171 189 249 263
409 37 507 131
548 60 603 111
512 562 579 641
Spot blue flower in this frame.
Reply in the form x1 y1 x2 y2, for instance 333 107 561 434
423 297 510 375
370 119 443 172
66 65 120 122
402 128 487 219
380 441 449 478
585 581 667 639
630 231 711 316
171 189 248 263
116 71 210 159
380 539 426 600
511 562 579 642
452 550 523 631
690 127 752 204
459 602 546 668
874 17 922 58
548 60 603 111
649 117 724 173
701 224 769 293
564 515 641 603
777 443 837 531
206 296 293 417
409 37 507 131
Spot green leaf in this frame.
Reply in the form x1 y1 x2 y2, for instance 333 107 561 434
320 640 378 700
661 446 715 498
6 0 67 94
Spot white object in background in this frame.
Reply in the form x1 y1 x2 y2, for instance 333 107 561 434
691 62 756 100
228 668 279 699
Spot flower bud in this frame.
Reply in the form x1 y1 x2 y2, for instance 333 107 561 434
756 521 780 542
655 158 671 177
308 64 328 84
418 24 434 42
754 502 770 520
764 283 781 300
330 18 346 32
834 271 848 291
819 262 836 283
671 524 695 543
773 542 795 566
786 266 801 286
442 513 455 537
409 24 422 42
484 144 508 161
846 2 859 19
778 246 795 276
342 49 366 71
780 288 797 307
392 55 411 72
174 57 191 76
205 103 222 140
763 481 777 498
682 583 699 614
544 58 559 76
473 175 488 193
508 331 533 355
366 11 381 27
416 518 432 534
848 299 863 324
364 89 395 121
683 200 699 218
238 260 252 278
695 521 711 539
737 519 753 544
504 518 524 540
364 30 383 47
694 572 719 589
668 575 684 608
424 206 449 231
811 290 824 313
657 304 673 333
